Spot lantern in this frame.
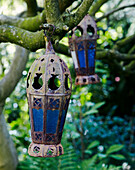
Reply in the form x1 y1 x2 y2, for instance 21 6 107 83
26 29 72 157
68 14 100 85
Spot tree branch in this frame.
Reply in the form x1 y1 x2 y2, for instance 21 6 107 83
113 34 135 52
55 0 94 37
0 25 45 51
0 46 29 102
74 0 94 24
58 0 75 14
54 43 71 56
0 0 75 33
1 23 135 64
1 24 135 63
0 113 18 170
0 24 71 55
24 0 38 16
0 0 95 48
96 4 135 22
89 0 109 16
125 60 135 72
55 43 135 62
0 10 46 32
129 45 135 54
0 0 39 102
45 0 60 23
55 45 135 62
96 49 135 61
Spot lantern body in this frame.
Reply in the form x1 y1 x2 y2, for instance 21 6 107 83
27 41 72 157
69 14 100 85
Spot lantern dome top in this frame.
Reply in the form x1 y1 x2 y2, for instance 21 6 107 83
69 14 98 41
27 42 72 95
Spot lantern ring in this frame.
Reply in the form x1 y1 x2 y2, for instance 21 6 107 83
40 24 55 40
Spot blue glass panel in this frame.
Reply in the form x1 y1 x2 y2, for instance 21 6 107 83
88 49 95 67
77 50 86 68
33 108 43 131
46 110 59 134
59 110 66 132
89 42 95 49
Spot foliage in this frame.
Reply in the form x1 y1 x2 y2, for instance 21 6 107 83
3 52 134 169
0 0 135 169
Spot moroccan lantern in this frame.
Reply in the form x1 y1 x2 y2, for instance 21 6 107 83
68 14 100 85
26 26 72 157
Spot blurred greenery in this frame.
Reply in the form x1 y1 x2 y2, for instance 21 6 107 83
0 0 135 170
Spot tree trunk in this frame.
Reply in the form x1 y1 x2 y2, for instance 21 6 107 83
0 103 18 170
0 46 29 170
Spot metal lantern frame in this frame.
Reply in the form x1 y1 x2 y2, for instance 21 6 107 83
27 26 72 157
69 14 100 85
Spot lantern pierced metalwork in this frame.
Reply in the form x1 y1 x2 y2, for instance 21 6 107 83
68 14 100 85
27 28 72 157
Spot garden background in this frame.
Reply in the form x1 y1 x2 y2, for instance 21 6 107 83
0 0 135 169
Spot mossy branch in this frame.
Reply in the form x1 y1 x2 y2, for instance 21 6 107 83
96 49 135 61
58 0 75 13
113 34 135 52
128 45 135 54
55 0 95 36
1 24 135 63
125 60 135 73
75 0 94 19
45 0 60 23
0 10 46 32
0 46 29 102
0 25 45 51
24 0 38 16
0 0 75 32
0 0 95 46
89 0 109 16
0 24 71 54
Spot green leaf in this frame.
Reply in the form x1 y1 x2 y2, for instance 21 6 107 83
64 124 76 131
81 154 98 169
109 154 125 160
80 93 86 105
106 145 124 155
85 101 94 107
71 131 80 139
87 140 100 150
95 68 108 73
108 165 122 170
91 101 105 110
98 153 107 159
85 150 92 155
83 109 98 117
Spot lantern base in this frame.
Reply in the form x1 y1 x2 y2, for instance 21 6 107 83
75 74 100 85
28 142 64 157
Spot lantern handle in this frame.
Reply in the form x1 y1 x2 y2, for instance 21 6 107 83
40 24 55 41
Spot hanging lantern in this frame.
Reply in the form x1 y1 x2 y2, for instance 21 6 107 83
68 14 100 85
26 25 72 157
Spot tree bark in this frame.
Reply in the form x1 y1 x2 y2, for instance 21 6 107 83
0 46 29 170
0 104 18 170
0 1 36 169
